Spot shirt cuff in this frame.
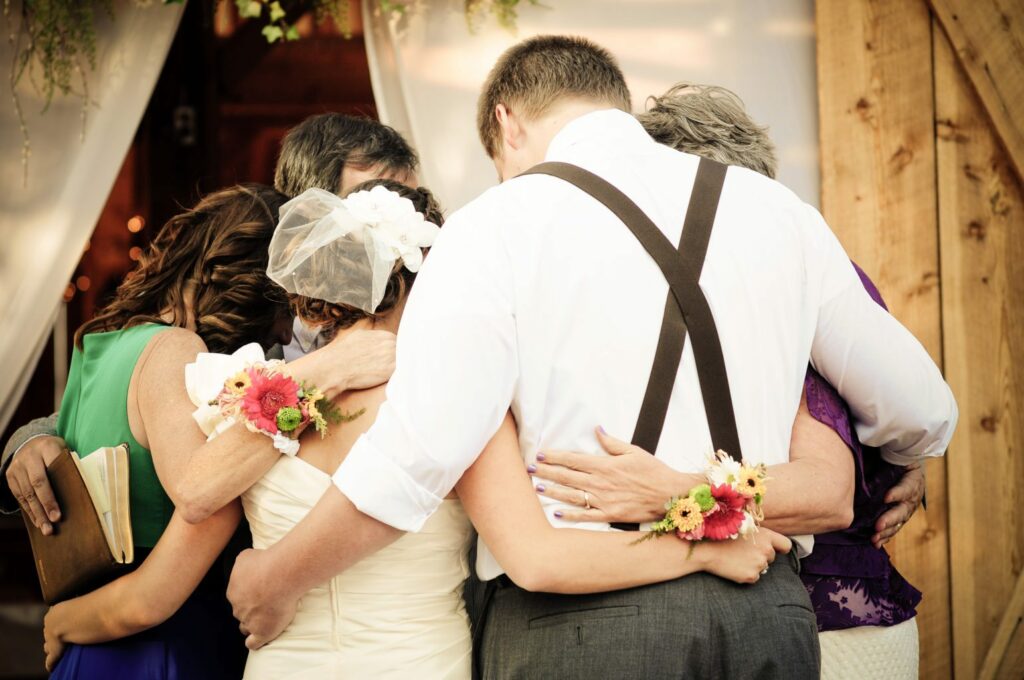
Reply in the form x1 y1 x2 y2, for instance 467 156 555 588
880 448 929 467
332 436 444 533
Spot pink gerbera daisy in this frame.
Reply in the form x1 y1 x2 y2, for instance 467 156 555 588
242 369 300 434
702 484 747 540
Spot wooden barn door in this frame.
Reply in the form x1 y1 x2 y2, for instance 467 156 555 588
816 0 1024 678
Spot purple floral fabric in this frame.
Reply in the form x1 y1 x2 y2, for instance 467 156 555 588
800 263 922 631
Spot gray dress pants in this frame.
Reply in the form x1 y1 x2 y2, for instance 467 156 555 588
478 551 819 680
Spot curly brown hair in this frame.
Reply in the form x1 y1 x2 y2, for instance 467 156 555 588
289 178 444 341
75 184 290 353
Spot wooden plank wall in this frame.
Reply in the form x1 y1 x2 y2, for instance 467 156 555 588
816 1 951 677
934 19 1024 680
817 0 1024 677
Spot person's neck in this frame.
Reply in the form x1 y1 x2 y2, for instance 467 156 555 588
528 100 616 157
330 306 401 345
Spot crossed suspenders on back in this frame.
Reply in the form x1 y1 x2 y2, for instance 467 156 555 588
521 158 742 531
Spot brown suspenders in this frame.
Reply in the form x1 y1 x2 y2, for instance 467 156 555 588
521 158 741 531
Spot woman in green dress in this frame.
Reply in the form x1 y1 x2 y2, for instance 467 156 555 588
42 184 292 680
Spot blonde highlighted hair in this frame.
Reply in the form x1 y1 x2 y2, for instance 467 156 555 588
637 83 777 179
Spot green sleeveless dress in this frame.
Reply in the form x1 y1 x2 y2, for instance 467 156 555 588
50 323 247 680
56 324 174 548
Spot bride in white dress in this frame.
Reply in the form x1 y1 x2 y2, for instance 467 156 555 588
183 180 792 679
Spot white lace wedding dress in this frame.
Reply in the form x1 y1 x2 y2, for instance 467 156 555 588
185 347 474 679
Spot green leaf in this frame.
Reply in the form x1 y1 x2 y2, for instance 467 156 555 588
236 0 263 19
285 25 300 41
269 1 286 22
262 24 284 43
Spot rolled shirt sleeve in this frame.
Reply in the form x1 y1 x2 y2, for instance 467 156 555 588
333 205 519 532
802 203 958 464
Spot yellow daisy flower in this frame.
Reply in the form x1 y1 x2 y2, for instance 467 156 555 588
737 466 766 499
668 496 704 533
226 370 252 395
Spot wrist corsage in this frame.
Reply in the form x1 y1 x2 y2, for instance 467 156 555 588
642 450 768 543
212 361 351 456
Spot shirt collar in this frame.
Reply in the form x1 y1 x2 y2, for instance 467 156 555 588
545 109 652 162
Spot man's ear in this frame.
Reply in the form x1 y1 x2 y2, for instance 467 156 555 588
495 104 523 152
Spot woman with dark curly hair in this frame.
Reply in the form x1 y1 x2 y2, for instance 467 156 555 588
41 177 404 679
41 185 294 679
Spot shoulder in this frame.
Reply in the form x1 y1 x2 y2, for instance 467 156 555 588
144 326 208 359
136 327 208 387
335 383 389 435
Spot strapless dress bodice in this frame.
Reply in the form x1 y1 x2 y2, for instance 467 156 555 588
241 456 473 679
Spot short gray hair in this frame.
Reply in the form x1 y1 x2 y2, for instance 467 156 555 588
637 83 777 179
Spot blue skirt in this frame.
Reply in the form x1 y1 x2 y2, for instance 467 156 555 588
49 581 246 680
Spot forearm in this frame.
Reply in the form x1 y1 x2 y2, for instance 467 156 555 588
758 459 852 535
286 349 351 400
639 463 849 535
507 526 705 594
176 423 280 523
256 486 402 602
47 577 143 644
49 504 241 644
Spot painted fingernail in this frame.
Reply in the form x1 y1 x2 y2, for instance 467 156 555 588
599 425 607 434
536 484 546 493
527 464 537 473
554 510 563 519
536 453 546 461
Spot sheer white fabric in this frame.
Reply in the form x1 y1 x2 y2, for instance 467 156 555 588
0 1 185 428
268 187 439 314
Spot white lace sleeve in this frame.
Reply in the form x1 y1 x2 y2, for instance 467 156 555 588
184 342 266 441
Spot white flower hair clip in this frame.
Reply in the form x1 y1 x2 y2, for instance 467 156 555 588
340 185 440 273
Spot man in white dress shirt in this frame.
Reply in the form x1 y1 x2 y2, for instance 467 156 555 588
227 36 957 677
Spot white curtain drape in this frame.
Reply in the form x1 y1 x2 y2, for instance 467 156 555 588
0 1 185 430
362 0 819 212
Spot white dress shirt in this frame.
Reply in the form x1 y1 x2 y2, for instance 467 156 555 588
333 110 957 579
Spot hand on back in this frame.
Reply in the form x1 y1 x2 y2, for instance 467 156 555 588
697 528 792 585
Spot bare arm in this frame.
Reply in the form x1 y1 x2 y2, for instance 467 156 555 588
43 504 241 670
531 395 854 535
173 329 398 523
457 414 791 594
759 394 854 534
